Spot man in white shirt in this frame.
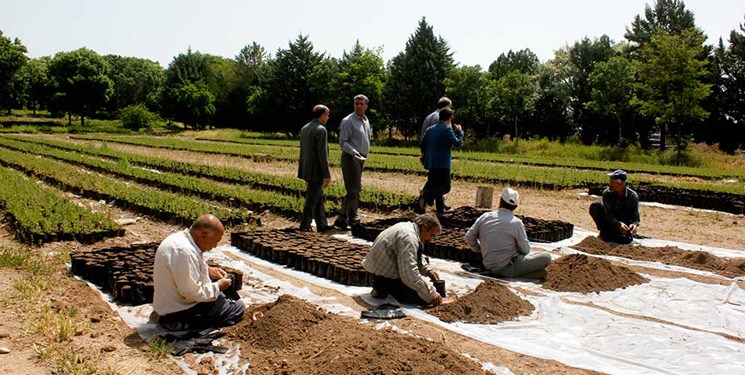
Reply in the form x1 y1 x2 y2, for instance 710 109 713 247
465 188 551 279
153 214 245 330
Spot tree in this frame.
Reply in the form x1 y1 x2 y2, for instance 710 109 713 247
444 65 490 136
48 48 113 126
633 29 712 156
16 57 52 114
161 48 216 126
529 62 572 140
552 35 617 143
332 42 387 133
103 55 163 113
586 56 635 145
488 70 537 139
625 0 702 56
172 82 215 129
236 42 272 130
714 17 745 151
488 49 540 80
383 17 454 139
0 30 28 114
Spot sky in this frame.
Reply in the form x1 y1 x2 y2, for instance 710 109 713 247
2 0 744 68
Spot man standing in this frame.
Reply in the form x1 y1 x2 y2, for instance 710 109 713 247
298 105 333 232
421 97 452 138
465 188 552 279
362 213 455 306
334 94 372 230
589 169 640 244
153 214 245 331
419 107 464 214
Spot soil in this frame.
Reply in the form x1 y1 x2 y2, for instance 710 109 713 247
543 254 649 293
573 236 745 278
429 280 535 324
224 294 489 375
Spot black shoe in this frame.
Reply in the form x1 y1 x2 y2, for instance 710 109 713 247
317 225 335 233
333 217 349 230
415 194 426 214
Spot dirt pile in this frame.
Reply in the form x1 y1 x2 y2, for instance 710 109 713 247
543 254 649 293
224 295 489 375
573 236 745 278
430 280 534 324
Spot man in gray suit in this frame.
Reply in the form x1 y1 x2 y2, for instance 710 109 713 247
298 105 333 232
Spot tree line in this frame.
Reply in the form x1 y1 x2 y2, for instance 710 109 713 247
1 0 743 152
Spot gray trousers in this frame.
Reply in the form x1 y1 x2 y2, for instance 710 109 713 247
300 180 327 230
340 153 365 223
159 293 245 329
492 252 552 278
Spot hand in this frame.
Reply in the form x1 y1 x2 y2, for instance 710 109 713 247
353 150 361 158
454 124 462 132
629 224 638 234
322 177 331 188
427 270 440 281
217 277 232 291
439 296 456 305
209 267 227 281
429 294 442 306
618 222 630 235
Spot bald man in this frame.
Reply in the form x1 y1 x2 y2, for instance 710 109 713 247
298 104 334 232
153 214 245 331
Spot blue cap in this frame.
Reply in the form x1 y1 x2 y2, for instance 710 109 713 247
607 169 627 182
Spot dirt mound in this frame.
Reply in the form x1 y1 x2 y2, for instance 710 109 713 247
543 254 649 293
573 236 745 278
430 280 534 324
224 294 489 374
224 294 328 349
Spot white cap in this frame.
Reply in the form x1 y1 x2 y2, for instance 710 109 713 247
501 188 519 205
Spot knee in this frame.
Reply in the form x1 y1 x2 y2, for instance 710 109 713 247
589 202 604 216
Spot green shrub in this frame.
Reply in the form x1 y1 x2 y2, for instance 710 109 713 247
119 104 160 131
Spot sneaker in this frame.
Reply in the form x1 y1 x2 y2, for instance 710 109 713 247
370 288 387 298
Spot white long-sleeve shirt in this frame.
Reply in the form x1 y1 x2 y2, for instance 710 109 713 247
152 230 220 315
464 208 531 272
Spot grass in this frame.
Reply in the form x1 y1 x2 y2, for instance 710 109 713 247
147 336 175 359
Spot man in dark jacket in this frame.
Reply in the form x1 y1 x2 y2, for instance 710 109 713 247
589 169 641 244
418 108 464 214
298 105 333 232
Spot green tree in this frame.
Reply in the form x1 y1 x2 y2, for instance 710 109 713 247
48 48 113 126
103 55 163 113
236 42 272 130
633 29 712 156
529 62 572 140
624 0 702 56
718 17 745 150
260 34 326 135
383 17 454 139
444 65 490 135
586 56 635 145
552 35 617 144
488 49 540 80
16 57 52 114
488 70 537 139
119 103 161 131
0 30 28 114
332 42 387 133
172 82 215 129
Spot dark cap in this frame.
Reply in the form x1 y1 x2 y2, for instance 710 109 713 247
607 169 627 182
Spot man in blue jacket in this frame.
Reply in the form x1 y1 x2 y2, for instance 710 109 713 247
418 108 464 214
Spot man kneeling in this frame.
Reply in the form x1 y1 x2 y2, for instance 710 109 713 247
153 214 245 331
465 188 551 278
362 213 455 306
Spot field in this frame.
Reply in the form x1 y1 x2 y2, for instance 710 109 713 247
1 130 743 374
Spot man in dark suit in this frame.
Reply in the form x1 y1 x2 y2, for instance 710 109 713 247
418 108 464 214
298 105 333 232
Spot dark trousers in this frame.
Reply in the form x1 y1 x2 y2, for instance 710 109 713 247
589 202 633 244
370 275 429 305
300 180 327 230
159 293 245 329
423 168 451 214
340 153 364 224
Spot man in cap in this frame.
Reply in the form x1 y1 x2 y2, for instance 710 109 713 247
589 169 640 244
362 213 456 306
465 188 551 278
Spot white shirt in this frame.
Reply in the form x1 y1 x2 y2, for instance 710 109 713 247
152 230 220 315
464 208 531 272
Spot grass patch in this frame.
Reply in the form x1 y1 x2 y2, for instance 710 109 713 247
147 336 175 359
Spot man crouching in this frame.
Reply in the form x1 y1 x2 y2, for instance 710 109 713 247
153 214 245 331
